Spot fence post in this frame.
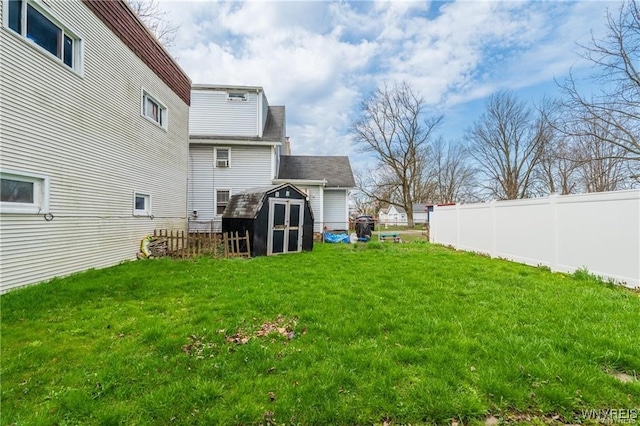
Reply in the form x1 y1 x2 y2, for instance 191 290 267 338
490 200 496 257
549 193 558 271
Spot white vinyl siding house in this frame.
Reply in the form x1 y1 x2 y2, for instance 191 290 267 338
275 156 355 233
188 144 276 229
323 189 349 230
188 85 285 232
189 86 266 137
413 203 427 224
290 184 323 232
0 0 190 292
378 205 409 226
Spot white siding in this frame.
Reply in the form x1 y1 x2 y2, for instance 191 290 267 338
323 189 349 230
190 90 259 137
188 144 274 222
294 185 323 232
0 1 189 292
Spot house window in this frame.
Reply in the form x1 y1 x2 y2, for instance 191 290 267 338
133 192 151 216
5 0 81 71
216 190 230 215
227 92 247 101
142 91 167 128
0 169 50 214
215 148 230 168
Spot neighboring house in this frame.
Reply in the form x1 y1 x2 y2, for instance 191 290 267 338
274 156 355 232
378 205 408 226
413 203 427 224
188 85 285 232
0 0 191 292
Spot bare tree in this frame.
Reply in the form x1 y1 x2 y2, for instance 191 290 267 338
537 135 580 195
559 0 639 161
126 0 179 49
350 188 378 216
536 102 581 195
572 119 633 192
467 91 549 200
352 82 442 226
430 138 478 203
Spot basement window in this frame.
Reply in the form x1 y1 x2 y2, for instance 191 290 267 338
133 192 151 216
0 169 50 214
5 0 82 71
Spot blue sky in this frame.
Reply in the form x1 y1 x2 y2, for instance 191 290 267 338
160 0 617 170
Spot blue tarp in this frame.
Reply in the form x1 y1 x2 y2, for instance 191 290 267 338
323 232 351 243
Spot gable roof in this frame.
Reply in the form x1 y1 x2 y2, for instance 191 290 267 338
189 106 285 144
380 205 407 215
413 203 426 212
277 156 355 188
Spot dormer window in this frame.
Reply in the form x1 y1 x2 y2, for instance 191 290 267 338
227 92 247 101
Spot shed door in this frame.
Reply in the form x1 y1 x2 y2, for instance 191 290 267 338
267 198 304 255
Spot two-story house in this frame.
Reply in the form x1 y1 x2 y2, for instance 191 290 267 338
187 84 285 231
0 0 191 292
188 84 355 234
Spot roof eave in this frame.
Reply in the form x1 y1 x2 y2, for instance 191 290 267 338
272 178 327 186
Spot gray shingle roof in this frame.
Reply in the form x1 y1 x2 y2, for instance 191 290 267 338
190 106 285 143
222 184 306 219
278 156 355 188
380 205 407 214
261 106 285 142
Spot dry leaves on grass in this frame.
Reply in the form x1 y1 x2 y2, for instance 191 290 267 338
181 334 217 358
224 315 300 345
183 315 302 358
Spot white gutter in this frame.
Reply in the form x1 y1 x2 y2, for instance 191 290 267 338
272 178 327 186
189 138 281 147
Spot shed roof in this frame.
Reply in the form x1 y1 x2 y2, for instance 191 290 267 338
278 156 355 188
222 184 306 219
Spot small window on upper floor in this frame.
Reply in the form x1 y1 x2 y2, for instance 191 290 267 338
227 92 247 101
0 169 50 214
215 147 230 168
5 0 82 72
142 90 167 129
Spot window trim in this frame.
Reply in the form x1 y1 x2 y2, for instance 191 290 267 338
0 169 50 214
141 89 168 130
214 147 231 168
3 0 83 74
227 92 248 101
215 189 231 216
133 192 151 217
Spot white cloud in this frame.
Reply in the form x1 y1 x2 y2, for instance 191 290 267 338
158 0 620 158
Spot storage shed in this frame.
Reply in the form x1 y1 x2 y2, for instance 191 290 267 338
222 184 314 256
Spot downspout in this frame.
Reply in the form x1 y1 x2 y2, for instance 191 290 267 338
257 88 263 137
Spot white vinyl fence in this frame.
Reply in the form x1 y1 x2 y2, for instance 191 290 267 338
430 190 640 288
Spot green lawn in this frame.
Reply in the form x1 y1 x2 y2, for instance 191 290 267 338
1 242 639 425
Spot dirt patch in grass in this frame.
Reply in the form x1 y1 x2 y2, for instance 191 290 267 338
611 371 637 383
224 314 300 345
